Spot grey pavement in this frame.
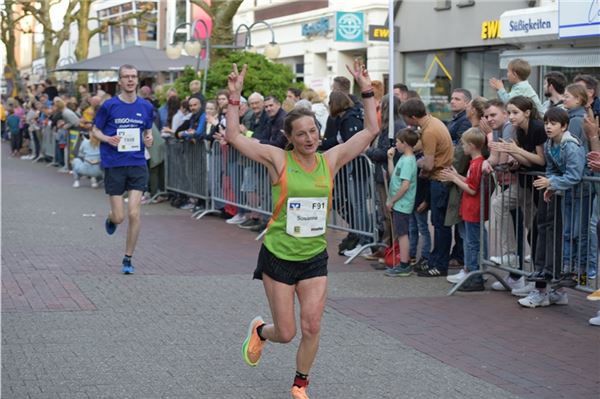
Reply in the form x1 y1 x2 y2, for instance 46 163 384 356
2 145 597 399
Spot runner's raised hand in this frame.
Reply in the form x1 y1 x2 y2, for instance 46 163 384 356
228 63 248 96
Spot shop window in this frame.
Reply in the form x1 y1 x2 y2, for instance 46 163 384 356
461 51 500 99
404 51 455 121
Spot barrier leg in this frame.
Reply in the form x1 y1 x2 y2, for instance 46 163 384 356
344 242 387 265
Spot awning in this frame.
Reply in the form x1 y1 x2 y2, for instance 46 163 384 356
54 45 205 72
499 47 600 69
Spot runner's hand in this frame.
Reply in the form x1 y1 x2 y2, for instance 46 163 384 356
346 58 371 91
228 63 248 95
106 135 120 147
144 132 153 148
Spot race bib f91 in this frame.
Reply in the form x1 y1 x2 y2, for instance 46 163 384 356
286 197 327 237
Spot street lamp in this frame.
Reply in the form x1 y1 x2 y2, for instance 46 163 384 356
233 21 281 60
166 19 210 94
165 19 280 94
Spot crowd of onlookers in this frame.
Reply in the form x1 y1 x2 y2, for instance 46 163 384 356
2 59 600 325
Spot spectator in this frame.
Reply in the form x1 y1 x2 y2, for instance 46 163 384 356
257 96 287 149
489 58 543 112
446 88 473 269
157 87 178 130
7 105 21 156
393 83 409 102
482 99 524 290
573 74 600 120
43 78 59 101
301 89 328 137
365 94 406 256
540 71 567 114
281 98 296 113
384 128 419 277
160 96 182 137
321 91 363 150
441 128 489 291
448 88 472 144
286 88 301 103
490 96 546 297
523 107 586 307
400 98 454 277
189 80 206 112
72 124 103 188
563 83 590 151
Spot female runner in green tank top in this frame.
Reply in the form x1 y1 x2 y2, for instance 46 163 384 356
225 60 379 399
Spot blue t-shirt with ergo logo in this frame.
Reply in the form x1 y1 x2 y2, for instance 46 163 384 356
94 96 154 168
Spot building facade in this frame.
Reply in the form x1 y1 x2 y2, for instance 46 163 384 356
393 0 600 120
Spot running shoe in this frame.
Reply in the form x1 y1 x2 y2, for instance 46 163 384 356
291 386 310 399
587 289 600 301
121 257 134 275
242 316 265 367
105 217 117 235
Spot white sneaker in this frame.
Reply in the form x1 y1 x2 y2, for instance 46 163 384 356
489 253 519 265
589 314 600 326
511 282 536 297
343 246 372 258
518 290 550 308
90 177 99 188
72 180 80 188
446 269 467 284
549 289 568 305
226 213 247 225
492 276 525 291
524 255 532 263
58 167 69 173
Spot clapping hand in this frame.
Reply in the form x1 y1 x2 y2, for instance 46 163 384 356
587 151 600 172
489 77 504 91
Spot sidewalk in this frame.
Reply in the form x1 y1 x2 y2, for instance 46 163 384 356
2 145 599 398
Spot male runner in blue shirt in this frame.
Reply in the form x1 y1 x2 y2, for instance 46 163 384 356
93 64 154 274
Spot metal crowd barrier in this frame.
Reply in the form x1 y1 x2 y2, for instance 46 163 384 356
198 141 382 262
449 169 598 295
162 139 216 216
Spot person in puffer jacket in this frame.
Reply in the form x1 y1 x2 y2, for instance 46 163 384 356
563 83 589 152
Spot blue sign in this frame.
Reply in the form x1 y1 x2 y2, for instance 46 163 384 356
558 0 600 38
335 12 364 42
302 17 331 38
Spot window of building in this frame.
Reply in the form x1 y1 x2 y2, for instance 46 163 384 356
295 63 305 83
461 51 500 99
97 0 158 54
404 51 455 121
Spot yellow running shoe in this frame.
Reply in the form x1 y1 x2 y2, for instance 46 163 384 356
291 386 310 399
242 316 265 366
587 289 600 301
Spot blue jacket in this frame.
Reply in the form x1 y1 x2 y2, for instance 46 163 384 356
447 110 471 144
544 131 586 193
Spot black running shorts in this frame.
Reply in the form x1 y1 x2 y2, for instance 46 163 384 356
254 244 328 285
104 165 149 196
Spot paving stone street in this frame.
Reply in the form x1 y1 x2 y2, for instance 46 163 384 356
2 145 599 399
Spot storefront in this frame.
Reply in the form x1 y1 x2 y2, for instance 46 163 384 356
498 2 600 92
393 0 521 121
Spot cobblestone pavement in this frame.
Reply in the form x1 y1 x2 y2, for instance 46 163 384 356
2 145 599 399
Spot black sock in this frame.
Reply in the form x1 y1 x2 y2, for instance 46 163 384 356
293 371 309 388
400 262 409 268
124 255 132 262
256 323 267 341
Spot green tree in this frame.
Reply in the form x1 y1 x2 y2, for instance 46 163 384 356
204 51 303 100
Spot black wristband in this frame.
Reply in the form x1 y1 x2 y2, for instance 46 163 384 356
361 90 375 99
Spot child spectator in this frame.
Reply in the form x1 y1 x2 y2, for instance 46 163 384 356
72 123 103 188
384 128 419 277
7 106 21 156
563 83 589 151
409 149 431 267
489 58 543 112
524 107 586 308
55 119 68 168
440 128 489 291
